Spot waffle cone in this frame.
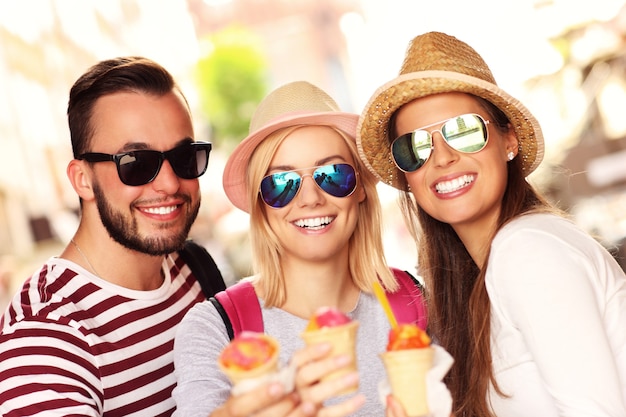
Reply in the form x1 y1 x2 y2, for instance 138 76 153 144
219 350 279 385
300 321 359 395
219 337 280 385
380 347 434 416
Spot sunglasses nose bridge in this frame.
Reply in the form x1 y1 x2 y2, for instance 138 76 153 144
428 128 445 147
429 129 461 167
161 151 180 176
298 173 319 190
149 153 181 187
294 173 325 204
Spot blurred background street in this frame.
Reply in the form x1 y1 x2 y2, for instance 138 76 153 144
2 0 626 310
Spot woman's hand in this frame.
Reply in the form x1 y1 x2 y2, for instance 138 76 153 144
211 342 365 417
291 342 366 417
385 394 408 417
385 395 454 417
210 381 300 417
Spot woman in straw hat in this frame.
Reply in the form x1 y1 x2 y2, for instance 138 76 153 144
173 81 427 416
358 32 626 417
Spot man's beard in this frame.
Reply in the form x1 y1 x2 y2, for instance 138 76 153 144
93 182 200 256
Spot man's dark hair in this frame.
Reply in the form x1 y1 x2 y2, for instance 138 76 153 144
67 56 187 157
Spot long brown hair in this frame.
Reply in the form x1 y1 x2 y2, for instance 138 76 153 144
396 96 554 416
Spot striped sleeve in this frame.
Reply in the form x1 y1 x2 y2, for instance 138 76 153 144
0 317 103 416
0 255 205 416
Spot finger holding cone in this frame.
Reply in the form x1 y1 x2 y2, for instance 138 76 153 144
300 307 360 395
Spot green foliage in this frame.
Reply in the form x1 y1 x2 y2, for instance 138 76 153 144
195 26 268 149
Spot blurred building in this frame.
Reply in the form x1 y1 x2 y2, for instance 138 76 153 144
534 5 626 265
186 0 361 111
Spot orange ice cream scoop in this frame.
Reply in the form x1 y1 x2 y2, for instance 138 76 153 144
387 323 431 351
219 331 278 372
305 306 351 331
381 324 434 416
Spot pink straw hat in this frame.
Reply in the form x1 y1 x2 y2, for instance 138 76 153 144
223 81 359 212
357 31 544 190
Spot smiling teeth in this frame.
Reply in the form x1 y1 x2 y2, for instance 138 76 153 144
435 175 475 193
144 205 177 215
294 216 334 229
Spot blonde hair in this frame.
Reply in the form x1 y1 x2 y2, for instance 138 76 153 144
246 125 397 307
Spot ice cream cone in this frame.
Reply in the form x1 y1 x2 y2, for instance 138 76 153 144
380 346 434 416
219 333 280 386
300 321 359 395
219 350 279 385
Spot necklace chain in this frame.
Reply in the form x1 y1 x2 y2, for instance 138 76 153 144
71 239 100 277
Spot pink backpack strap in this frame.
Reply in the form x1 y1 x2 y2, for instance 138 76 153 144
210 269 427 340
386 267 428 330
212 281 263 340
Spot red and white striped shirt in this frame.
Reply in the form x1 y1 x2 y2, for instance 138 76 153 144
0 253 205 416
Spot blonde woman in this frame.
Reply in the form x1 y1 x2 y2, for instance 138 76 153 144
173 81 426 417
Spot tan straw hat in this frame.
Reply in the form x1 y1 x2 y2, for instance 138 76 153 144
357 31 544 190
223 81 359 212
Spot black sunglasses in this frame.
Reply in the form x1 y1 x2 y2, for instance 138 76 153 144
260 163 358 208
391 113 490 172
78 142 211 186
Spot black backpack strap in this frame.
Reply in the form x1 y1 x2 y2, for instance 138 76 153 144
178 240 226 299
402 269 425 294
210 297 234 340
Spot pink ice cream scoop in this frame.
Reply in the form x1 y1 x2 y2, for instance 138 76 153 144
305 306 351 330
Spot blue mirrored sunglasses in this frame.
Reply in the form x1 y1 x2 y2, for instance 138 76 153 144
260 163 358 208
391 113 490 172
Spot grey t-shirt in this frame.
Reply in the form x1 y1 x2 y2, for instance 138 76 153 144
172 291 391 416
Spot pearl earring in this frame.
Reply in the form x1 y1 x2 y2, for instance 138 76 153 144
507 151 515 161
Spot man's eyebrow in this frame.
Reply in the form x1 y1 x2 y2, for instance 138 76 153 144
117 137 194 152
